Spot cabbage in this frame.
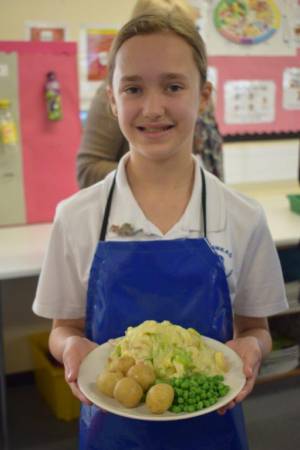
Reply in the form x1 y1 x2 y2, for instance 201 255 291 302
110 320 224 379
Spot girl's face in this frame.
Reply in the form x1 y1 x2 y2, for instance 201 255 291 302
108 32 211 162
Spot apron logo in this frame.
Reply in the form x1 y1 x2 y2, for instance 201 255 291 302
110 223 143 237
213 245 233 278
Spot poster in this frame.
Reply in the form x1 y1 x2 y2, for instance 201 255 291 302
224 80 276 124
283 67 300 109
25 22 67 41
0 52 25 226
85 28 117 81
206 0 297 56
291 3 300 46
79 25 118 110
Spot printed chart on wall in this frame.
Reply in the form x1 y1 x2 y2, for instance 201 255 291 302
204 0 300 136
206 0 297 56
79 25 118 111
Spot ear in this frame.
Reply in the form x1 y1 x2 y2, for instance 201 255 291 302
106 84 118 117
199 81 212 114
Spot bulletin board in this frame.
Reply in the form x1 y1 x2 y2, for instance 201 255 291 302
208 51 300 137
199 0 300 139
0 41 81 226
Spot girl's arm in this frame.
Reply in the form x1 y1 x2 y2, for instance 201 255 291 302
49 318 97 403
219 315 272 414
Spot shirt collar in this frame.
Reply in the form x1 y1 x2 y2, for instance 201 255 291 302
109 154 225 238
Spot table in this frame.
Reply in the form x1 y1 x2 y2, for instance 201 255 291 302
0 223 52 450
230 180 300 248
0 182 299 449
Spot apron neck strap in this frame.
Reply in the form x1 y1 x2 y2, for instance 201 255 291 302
99 174 116 242
99 168 207 241
200 167 207 238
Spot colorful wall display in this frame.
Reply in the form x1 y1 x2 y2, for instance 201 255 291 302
214 0 281 45
0 42 80 226
188 0 300 136
79 25 118 110
208 51 300 136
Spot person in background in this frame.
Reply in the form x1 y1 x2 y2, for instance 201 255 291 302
76 0 224 188
33 11 287 450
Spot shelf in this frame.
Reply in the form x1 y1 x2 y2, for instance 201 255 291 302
256 367 300 384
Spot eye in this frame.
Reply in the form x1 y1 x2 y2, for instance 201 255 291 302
167 84 183 93
124 86 141 95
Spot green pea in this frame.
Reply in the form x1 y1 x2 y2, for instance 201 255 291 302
182 380 190 389
188 405 196 412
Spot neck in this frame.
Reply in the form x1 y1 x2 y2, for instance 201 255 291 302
125 152 195 235
126 152 194 194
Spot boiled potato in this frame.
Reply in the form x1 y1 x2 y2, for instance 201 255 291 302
109 356 135 375
113 376 143 408
127 362 155 391
146 383 174 414
96 370 123 397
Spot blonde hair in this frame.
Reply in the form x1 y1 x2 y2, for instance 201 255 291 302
130 0 199 22
107 13 207 87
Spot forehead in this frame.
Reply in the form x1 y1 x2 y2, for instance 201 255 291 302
113 31 198 82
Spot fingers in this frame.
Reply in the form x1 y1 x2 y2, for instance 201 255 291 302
218 400 236 415
62 337 98 404
69 381 92 405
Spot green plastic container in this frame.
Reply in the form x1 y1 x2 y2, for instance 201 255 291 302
287 194 300 215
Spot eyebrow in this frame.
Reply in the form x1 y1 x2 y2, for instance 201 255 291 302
120 73 189 83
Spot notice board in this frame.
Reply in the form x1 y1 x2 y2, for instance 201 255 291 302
0 41 81 226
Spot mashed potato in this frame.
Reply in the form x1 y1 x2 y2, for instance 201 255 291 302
110 320 227 379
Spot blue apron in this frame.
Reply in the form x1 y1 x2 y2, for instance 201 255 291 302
79 169 249 450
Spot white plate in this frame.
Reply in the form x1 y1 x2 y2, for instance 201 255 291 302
78 336 246 421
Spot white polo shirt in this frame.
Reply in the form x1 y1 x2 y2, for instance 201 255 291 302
33 155 288 320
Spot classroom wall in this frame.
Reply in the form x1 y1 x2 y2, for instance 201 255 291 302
0 0 136 41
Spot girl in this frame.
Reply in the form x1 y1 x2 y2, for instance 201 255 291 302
33 12 288 450
77 0 224 188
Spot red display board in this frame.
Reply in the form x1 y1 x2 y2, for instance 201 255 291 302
0 42 80 225
208 50 300 137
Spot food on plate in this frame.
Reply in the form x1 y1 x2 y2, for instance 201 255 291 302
214 351 229 372
169 374 230 414
95 320 230 414
95 370 123 397
110 320 228 379
146 383 174 414
127 362 156 391
113 376 143 408
109 355 135 374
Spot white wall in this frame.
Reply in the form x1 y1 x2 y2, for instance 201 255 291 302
0 0 136 41
224 139 299 185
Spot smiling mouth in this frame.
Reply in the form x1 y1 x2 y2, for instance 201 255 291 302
137 125 174 132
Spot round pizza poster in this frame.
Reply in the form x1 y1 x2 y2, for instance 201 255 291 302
214 0 281 45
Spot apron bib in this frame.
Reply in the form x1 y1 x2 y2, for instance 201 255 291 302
79 169 249 450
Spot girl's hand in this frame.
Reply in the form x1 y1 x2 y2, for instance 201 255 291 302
218 336 263 415
62 335 97 404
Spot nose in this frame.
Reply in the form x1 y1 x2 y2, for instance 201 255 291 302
142 90 165 119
